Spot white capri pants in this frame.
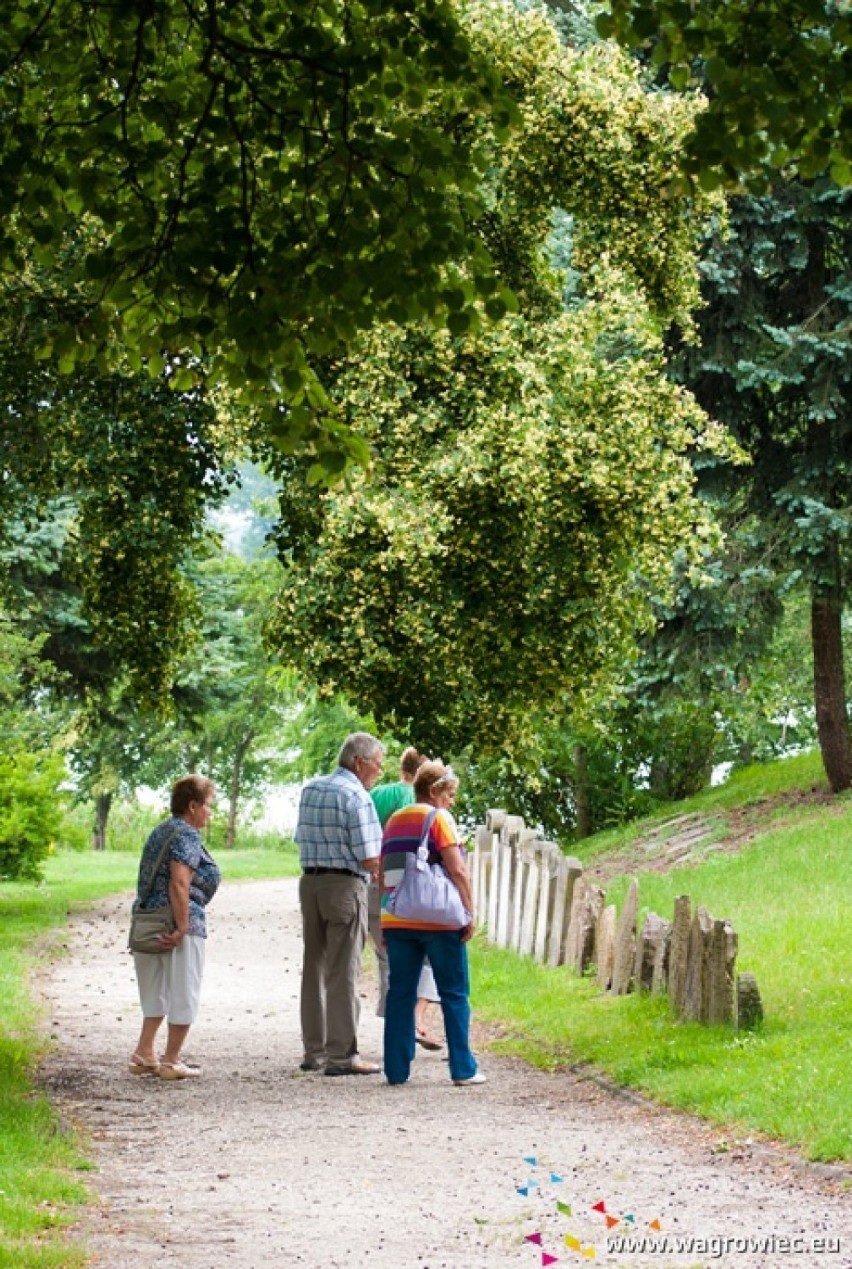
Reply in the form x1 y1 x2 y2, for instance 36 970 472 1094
417 959 440 1003
133 935 206 1025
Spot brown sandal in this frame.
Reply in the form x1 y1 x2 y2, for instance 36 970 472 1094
129 1053 159 1076
415 1029 443 1052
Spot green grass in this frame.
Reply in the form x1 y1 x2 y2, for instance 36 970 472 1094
577 749 829 863
471 751 852 1163
0 839 299 1266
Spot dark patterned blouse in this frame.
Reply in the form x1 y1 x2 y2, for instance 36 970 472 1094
132 816 220 938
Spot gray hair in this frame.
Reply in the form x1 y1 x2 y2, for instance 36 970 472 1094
337 731 385 770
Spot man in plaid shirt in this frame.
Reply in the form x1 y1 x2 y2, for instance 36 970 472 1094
295 732 385 1075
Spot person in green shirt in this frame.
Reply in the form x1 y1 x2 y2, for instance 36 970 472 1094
370 746 422 828
368 746 443 1048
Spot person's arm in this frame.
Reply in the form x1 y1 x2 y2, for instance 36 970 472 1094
440 845 476 942
159 860 193 948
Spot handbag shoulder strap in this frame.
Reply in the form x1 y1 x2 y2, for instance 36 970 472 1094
138 825 182 906
417 807 440 853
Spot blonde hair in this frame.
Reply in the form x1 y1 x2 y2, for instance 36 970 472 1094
413 760 458 802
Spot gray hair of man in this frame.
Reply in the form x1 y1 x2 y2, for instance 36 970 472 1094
337 731 385 770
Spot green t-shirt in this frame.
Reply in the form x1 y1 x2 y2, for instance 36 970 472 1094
371 780 415 829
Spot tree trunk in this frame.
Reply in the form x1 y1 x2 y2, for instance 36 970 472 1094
92 791 113 851
226 734 254 848
811 557 852 793
573 743 593 839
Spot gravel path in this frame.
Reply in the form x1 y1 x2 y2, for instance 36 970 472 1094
36 877 852 1269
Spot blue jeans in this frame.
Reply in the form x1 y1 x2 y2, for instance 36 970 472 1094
383 929 477 1084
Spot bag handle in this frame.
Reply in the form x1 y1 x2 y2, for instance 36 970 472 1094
137 826 182 908
417 807 440 857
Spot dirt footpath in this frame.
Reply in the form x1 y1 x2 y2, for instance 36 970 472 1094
37 878 852 1269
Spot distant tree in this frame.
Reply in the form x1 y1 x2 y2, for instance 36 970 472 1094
169 552 293 846
0 494 199 845
719 587 821 765
276 686 379 783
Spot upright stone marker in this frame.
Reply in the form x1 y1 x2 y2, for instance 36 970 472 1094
596 904 617 991
707 918 737 1024
736 972 764 1030
610 877 640 995
634 912 670 993
668 895 691 1016
547 855 583 967
684 905 712 1022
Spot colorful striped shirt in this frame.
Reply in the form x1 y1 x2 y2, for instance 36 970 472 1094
380 803 462 930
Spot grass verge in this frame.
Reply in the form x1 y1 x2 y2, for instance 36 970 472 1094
471 753 852 1163
0 843 299 1266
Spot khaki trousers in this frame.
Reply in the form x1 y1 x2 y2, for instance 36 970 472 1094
299 873 367 1068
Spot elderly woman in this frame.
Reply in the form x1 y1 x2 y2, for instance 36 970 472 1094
128 774 220 1080
380 761 485 1087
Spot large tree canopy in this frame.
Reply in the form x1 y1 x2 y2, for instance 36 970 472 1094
598 0 852 188
270 300 723 753
267 3 728 753
1 0 720 707
0 0 515 461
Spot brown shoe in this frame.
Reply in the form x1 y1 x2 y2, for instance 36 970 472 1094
325 1058 382 1076
415 1029 443 1052
128 1053 160 1076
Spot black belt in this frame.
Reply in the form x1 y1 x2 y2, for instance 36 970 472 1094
303 866 365 881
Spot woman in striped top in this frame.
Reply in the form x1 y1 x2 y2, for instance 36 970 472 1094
379 761 485 1087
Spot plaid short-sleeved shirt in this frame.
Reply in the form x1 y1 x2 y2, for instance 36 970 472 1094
294 767 381 876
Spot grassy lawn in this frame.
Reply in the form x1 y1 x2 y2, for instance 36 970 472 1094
0 843 299 1268
471 753 852 1163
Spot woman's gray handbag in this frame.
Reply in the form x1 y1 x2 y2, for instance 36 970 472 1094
128 906 176 953
386 809 470 929
128 829 179 953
